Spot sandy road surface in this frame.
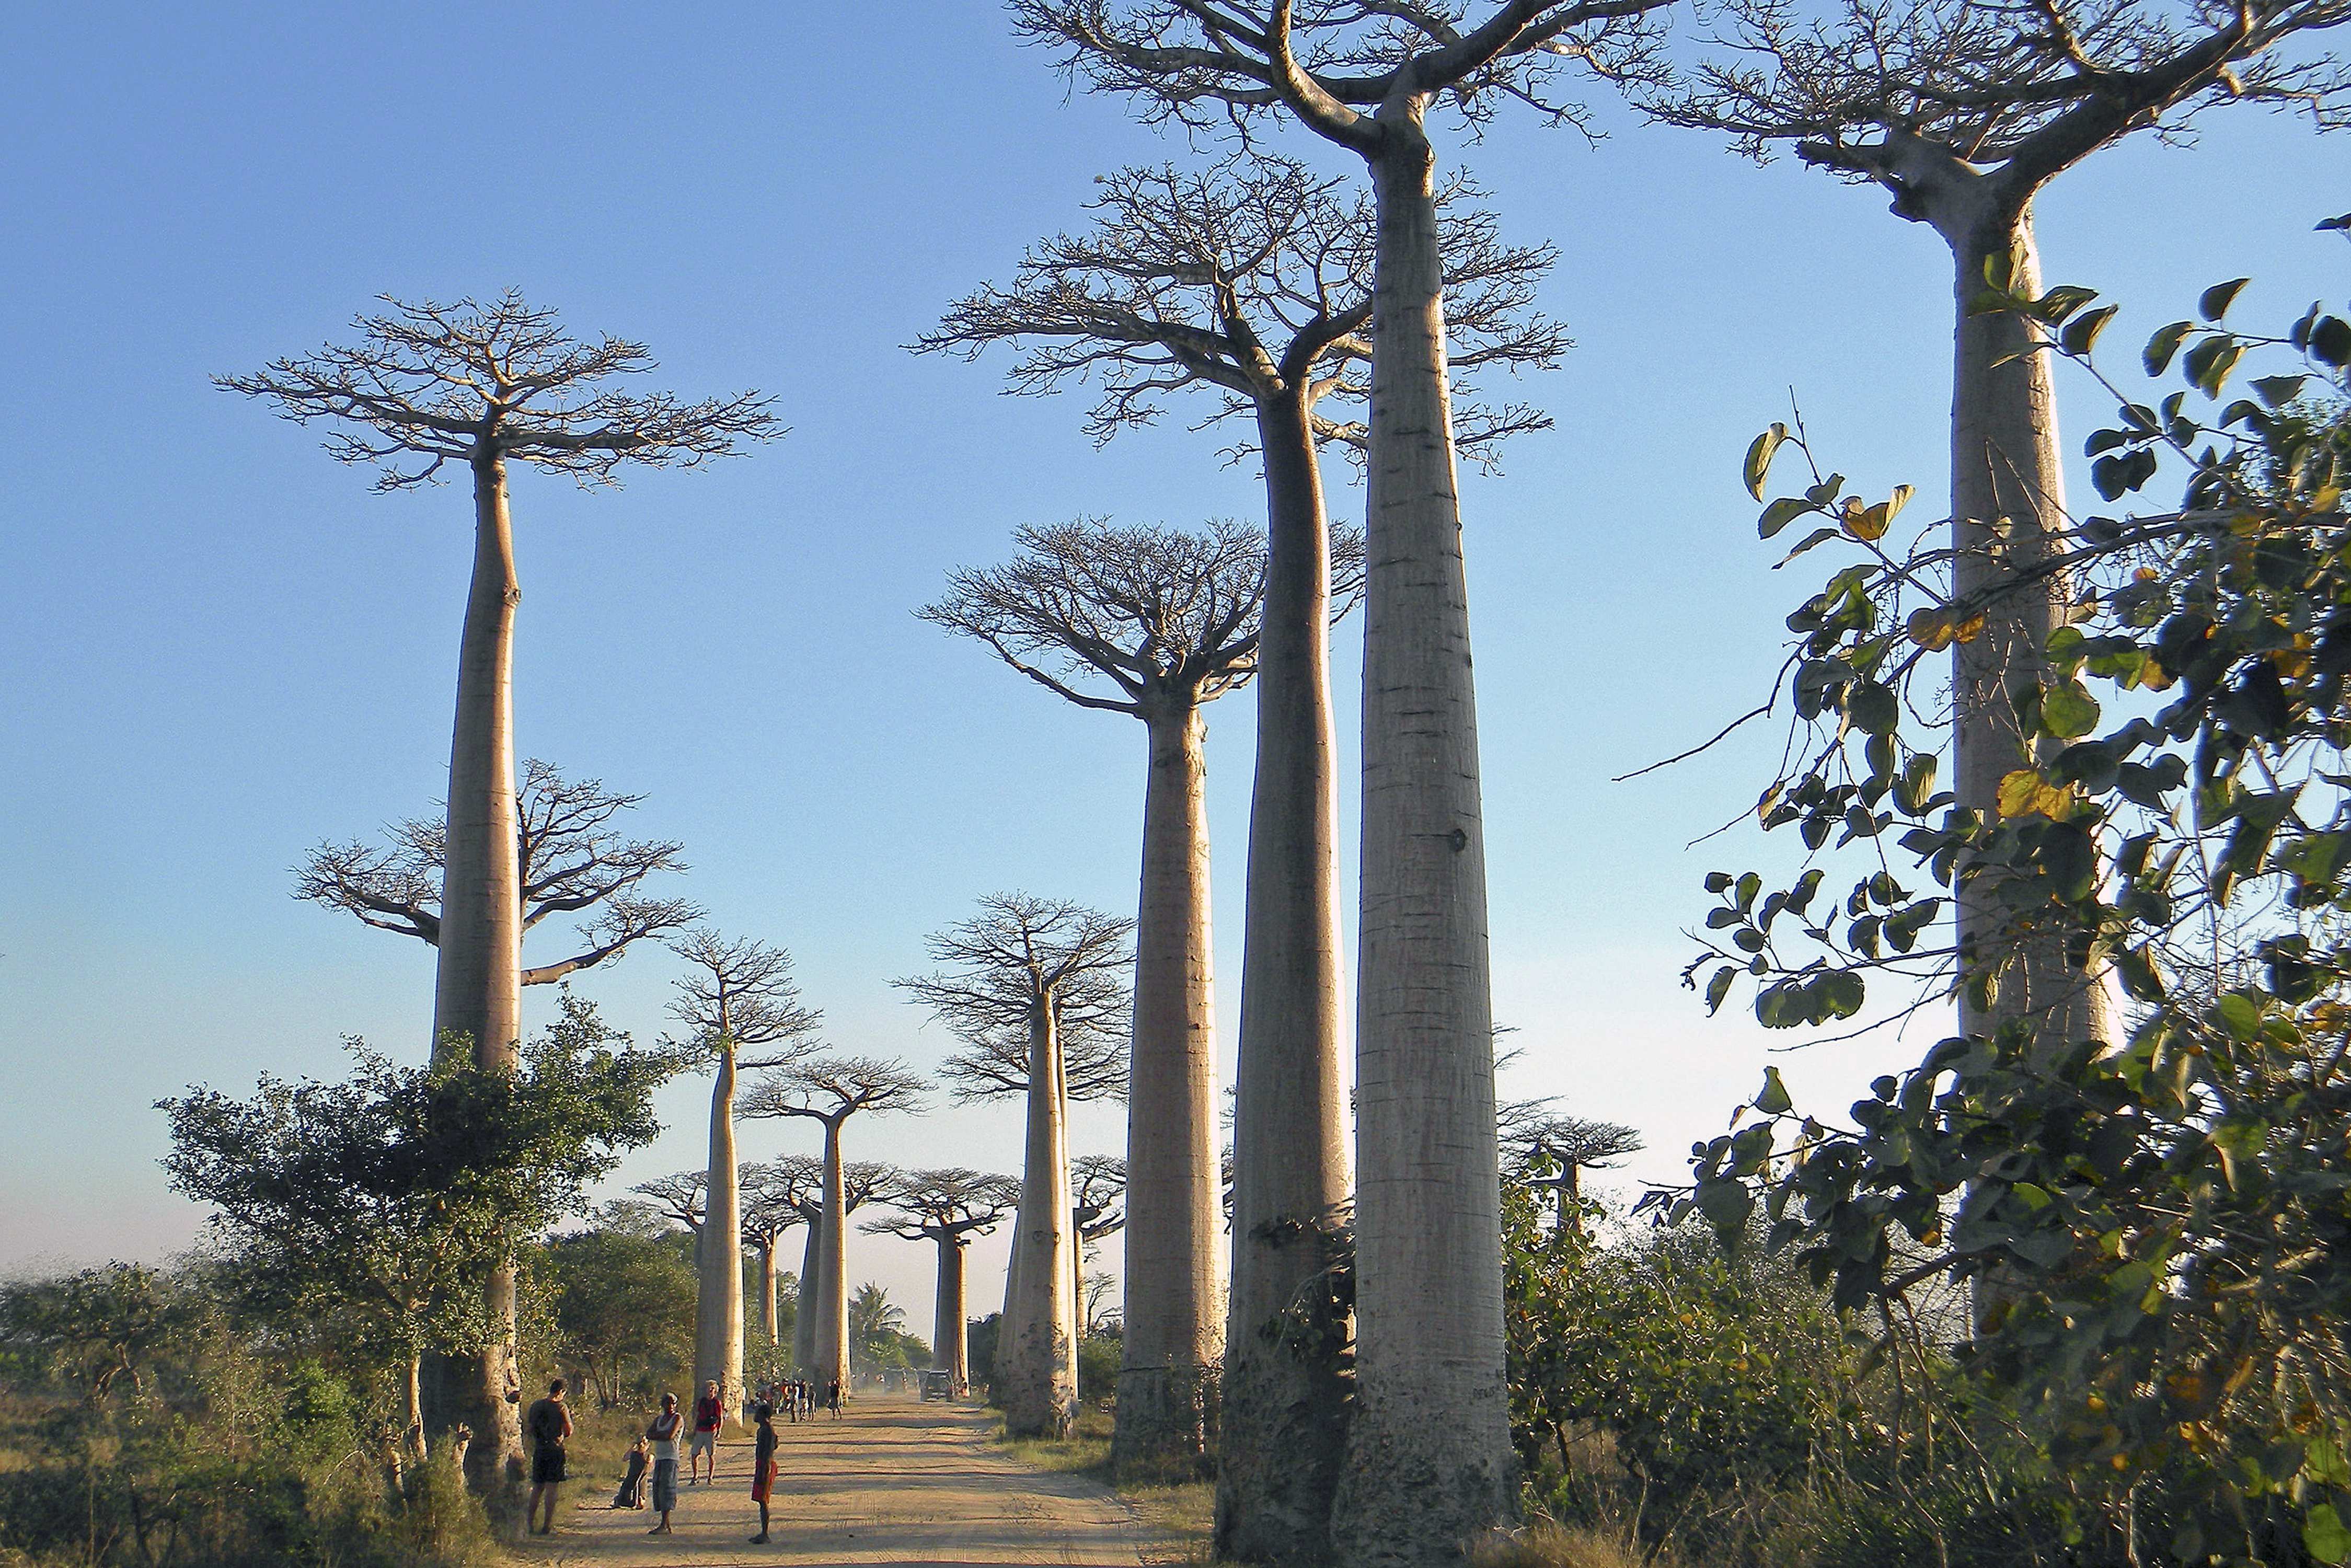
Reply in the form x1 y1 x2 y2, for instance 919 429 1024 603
522 1396 1166 1568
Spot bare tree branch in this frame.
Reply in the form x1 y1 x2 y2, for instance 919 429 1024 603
293 759 702 983
667 930 825 1057
217 290 786 491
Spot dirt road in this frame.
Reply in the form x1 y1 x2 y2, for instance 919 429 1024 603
524 1396 1167 1568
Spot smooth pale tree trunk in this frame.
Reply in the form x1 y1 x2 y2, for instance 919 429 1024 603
697 1048 745 1419
404 1353 429 1469
935 1235 971 1394
1330 114 1516 1568
1116 700 1226 1475
1942 203 2123 1054
758 1239 781 1343
1002 1001 1078 1437
1221 385 1355 1559
813 1120 850 1395
793 1216 821 1379
425 451 527 1494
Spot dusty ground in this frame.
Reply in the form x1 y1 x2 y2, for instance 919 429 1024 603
521 1395 1171 1568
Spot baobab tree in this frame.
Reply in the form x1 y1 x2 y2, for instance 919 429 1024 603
862 1169 1022 1395
742 1057 929 1393
921 154 1552 1529
668 930 821 1419
939 1007 1131 1324
743 1159 819 1346
924 521 1264 1470
221 291 780 1485
295 759 699 987
1006 7 1679 1553
896 894 1134 1438
630 1169 708 1251
771 1159 894 1381
1653 2 2350 1063
1499 1104 1642 1231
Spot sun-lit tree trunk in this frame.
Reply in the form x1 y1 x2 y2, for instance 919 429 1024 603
1002 1001 1078 1437
404 1353 429 1469
1940 201 2123 1055
698 1043 745 1416
813 1119 850 1394
935 1235 971 1394
1117 698 1226 1472
793 1217 821 1379
1331 116 1515 1567
1221 383 1354 1557
427 450 527 1494
757 1239 780 1344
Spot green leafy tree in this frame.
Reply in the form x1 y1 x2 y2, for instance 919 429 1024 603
159 992 677 1463
1667 258 2351 1562
546 1229 696 1409
0 1263 191 1401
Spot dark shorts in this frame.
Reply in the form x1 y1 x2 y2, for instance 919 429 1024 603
531 1444 567 1485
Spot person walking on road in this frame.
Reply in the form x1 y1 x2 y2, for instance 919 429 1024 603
748 1402 780 1544
644 1393 683 1535
689 1379 725 1483
826 1378 842 1419
524 1379 572 1536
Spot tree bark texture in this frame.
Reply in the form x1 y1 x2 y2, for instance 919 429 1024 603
427 452 526 1494
813 1121 850 1393
697 1045 745 1414
1944 205 2122 1054
1116 700 1226 1475
1330 121 1516 1568
1220 387 1355 1560
935 1235 971 1394
757 1241 780 1344
1002 1002 1078 1438
793 1220 821 1380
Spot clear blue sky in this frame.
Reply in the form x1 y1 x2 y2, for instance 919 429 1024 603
2 3 2341 1316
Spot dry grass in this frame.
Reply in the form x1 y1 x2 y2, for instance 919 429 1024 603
1470 1520 1684 1568
993 1409 1214 1563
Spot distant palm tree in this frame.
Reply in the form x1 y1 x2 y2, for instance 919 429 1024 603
848 1283 907 1368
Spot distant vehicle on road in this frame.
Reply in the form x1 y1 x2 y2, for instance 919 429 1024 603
919 1370 955 1402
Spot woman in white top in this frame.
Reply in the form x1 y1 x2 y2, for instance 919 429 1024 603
644 1393 684 1533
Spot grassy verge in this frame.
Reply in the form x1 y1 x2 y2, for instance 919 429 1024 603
992 1407 1213 1563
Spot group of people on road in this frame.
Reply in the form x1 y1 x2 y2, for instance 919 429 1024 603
752 1375 842 1422
519 1372 850 1545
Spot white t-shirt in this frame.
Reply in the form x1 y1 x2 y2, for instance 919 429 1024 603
647 1410 682 1460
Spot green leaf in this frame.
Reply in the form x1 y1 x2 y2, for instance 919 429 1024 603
1774 526 1842 567
1693 1179 1755 1232
2252 374 2308 407
2199 278 2251 322
1705 966 1736 1015
2305 1503 2350 1565
2036 284 2099 322
1745 423 1787 501
1755 1065 1793 1115
2041 681 2101 740
2143 320 2194 376
1846 681 1899 736
1758 496 1817 539
2061 304 2118 356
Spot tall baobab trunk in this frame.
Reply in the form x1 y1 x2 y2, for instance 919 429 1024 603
427 450 527 1494
935 1235 971 1394
1116 698 1226 1473
1221 384 1354 1558
697 1047 745 1416
813 1121 850 1394
758 1239 780 1344
1942 201 2122 1055
1331 116 1516 1568
793 1219 821 1380
1002 1001 1077 1437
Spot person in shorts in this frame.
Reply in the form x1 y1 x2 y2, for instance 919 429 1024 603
524 1379 572 1535
689 1379 725 1482
748 1401 780 1543
644 1393 683 1534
